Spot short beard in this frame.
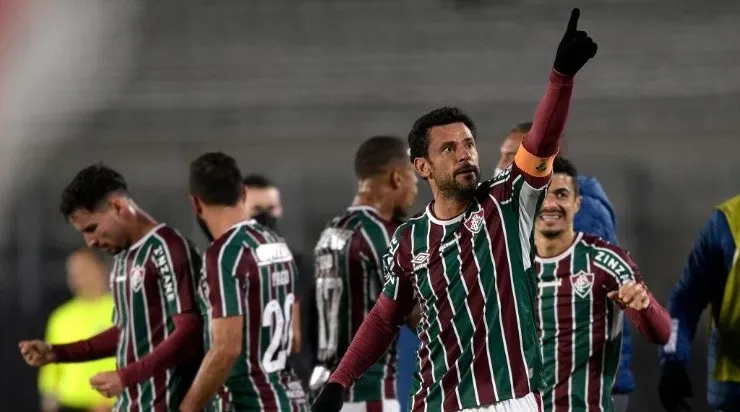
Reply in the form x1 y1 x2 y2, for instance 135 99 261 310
196 216 214 242
437 177 477 201
539 228 564 239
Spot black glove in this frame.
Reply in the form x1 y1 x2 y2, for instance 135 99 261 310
311 382 344 412
658 360 693 411
553 8 598 76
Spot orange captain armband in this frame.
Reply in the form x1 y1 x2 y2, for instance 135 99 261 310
513 145 556 177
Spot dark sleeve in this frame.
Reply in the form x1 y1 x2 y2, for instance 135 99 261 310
328 295 407 389
659 210 731 364
52 326 119 362
118 312 202 387
514 70 574 188
625 293 671 344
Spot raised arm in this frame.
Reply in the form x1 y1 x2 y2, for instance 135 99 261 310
513 8 596 188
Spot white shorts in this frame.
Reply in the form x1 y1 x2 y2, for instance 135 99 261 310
461 392 541 412
341 399 401 412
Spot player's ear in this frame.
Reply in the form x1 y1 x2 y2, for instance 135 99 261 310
389 168 403 190
574 195 582 214
108 195 126 217
413 157 431 180
241 185 248 202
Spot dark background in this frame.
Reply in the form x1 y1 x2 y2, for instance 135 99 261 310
2 0 740 410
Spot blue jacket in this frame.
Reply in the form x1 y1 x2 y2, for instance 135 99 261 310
574 176 634 394
659 210 740 410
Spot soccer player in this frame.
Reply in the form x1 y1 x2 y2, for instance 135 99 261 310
179 152 306 412
313 8 598 412
658 194 740 411
311 135 419 411
532 157 670 411
496 122 635 412
18 163 203 411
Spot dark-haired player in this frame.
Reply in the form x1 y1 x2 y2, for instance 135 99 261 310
18 163 203 411
179 152 306 412
532 157 670 411
313 9 598 412
311 136 418 411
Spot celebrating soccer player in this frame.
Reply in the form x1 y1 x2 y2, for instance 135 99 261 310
310 136 419 411
179 152 306 412
312 8 598 412
18 164 203 410
532 157 670 411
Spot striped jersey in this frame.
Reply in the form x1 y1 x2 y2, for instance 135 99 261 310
110 224 202 412
382 163 550 412
534 233 642 412
313 206 398 402
197 220 307 412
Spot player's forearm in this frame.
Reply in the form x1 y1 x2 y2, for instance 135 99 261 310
521 70 574 158
328 295 401 389
118 313 202 388
52 326 119 363
626 294 671 345
179 346 240 412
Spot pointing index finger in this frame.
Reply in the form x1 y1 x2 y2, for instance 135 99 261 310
566 8 580 33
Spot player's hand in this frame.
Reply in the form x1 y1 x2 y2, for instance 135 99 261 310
607 281 650 311
311 381 344 412
553 8 598 76
658 361 692 411
18 340 56 366
90 371 124 398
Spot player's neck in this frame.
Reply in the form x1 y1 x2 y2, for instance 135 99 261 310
352 181 394 221
535 229 577 258
351 193 393 221
129 211 159 246
432 196 469 220
208 206 251 240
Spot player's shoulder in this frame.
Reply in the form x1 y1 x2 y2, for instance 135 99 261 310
580 233 637 275
150 224 195 250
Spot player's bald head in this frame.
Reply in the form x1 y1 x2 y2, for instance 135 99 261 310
354 135 410 180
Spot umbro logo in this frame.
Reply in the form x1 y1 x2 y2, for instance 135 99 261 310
411 253 430 270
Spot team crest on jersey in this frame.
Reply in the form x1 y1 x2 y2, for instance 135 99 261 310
571 271 594 298
130 267 145 292
464 209 484 234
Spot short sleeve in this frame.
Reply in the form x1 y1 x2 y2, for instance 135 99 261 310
151 230 201 316
205 244 248 318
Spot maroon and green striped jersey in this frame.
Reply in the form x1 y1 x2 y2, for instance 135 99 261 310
197 220 307 412
110 224 202 412
534 233 642 412
313 206 398 402
382 164 550 412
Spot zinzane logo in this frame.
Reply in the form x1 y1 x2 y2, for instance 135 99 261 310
130 267 146 292
571 271 594 299
594 250 631 283
464 209 485 234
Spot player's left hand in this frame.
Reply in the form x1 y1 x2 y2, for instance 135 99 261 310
553 8 598 76
607 281 650 311
90 370 124 398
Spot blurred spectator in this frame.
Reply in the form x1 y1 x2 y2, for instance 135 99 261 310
38 248 115 412
243 174 284 229
659 194 740 411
